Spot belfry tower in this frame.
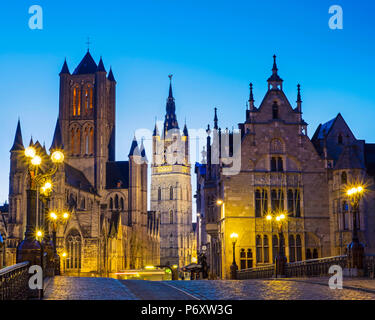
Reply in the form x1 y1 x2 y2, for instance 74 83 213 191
151 76 193 268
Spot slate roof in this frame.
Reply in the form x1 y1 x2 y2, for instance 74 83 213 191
335 145 365 170
73 51 98 75
108 68 116 82
64 163 95 193
106 161 129 189
59 59 70 75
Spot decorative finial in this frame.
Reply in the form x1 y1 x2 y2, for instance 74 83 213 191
249 83 254 101
86 37 91 52
297 84 301 102
214 107 218 130
168 74 173 81
272 55 278 73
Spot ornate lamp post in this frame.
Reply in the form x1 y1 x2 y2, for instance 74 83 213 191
346 185 365 271
266 212 287 277
16 146 64 270
48 210 70 274
229 232 238 280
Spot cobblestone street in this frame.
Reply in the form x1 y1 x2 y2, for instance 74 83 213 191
43 276 375 300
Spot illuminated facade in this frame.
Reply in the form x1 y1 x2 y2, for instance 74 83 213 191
196 56 375 279
5 51 160 273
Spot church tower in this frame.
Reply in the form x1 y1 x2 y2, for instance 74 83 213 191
58 51 116 193
151 76 193 268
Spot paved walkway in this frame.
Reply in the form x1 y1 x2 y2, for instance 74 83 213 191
43 276 375 300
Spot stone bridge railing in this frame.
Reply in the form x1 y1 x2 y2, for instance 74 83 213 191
0 262 30 300
237 255 348 280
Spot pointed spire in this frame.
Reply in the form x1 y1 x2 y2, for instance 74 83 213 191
140 138 148 162
128 136 140 157
168 74 174 99
59 58 70 75
214 108 218 130
267 54 283 90
183 123 189 136
249 83 255 110
153 122 159 136
29 136 34 147
10 119 24 152
50 118 64 151
108 67 116 82
164 74 179 134
96 56 106 72
296 84 302 112
73 51 97 75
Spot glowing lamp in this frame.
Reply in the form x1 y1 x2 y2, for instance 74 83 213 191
25 146 36 158
192 257 197 263
51 150 64 164
49 212 58 220
216 199 223 206
266 214 272 221
31 155 42 166
62 212 69 219
36 230 43 238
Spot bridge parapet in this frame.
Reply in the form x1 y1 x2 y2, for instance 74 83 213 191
0 261 30 300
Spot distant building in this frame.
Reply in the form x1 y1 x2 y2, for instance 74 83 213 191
6 51 160 273
196 56 375 279
150 76 196 268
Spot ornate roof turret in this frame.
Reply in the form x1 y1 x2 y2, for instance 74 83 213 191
249 83 255 110
128 136 141 157
267 55 283 90
50 118 64 151
153 122 159 136
59 59 70 75
108 67 116 82
10 119 24 152
96 57 106 72
296 84 302 112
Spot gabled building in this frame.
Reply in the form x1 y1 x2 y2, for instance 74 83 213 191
6 51 160 273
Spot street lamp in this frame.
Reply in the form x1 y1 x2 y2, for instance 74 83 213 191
230 232 238 280
266 211 287 277
346 184 365 270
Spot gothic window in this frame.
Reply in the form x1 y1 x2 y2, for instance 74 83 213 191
80 197 85 210
115 195 119 209
271 189 284 211
73 86 81 116
271 157 283 172
170 186 173 200
109 198 113 210
169 210 173 224
89 128 94 154
65 229 81 270
256 235 262 263
84 85 93 114
158 187 161 201
296 235 302 261
255 189 268 217
263 235 269 263
84 127 89 155
289 235 295 262
341 172 347 185
120 198 124 211
287 189 301 217
272 102 279 119
272 235 279 262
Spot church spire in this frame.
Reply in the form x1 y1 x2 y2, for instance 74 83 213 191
50 118 64 151
59 58 70 75
10 119 24 152
163 74 179 135
108 67 116 82
96 56 106 72
249 83 255 110
267 54 283 91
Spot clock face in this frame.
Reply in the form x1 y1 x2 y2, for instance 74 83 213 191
202 245 207 251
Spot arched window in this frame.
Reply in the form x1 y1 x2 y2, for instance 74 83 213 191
84 127 89 155
289 235 295 262
256 235 262 263
84 86 93 114
287 189 294 216
120 198 124 211
89 128 94 154
109 198 113 210
169 210 173 224
296 235 302 261
70 128 75 154
115 194 119 209
272 235 279 262
342 201 349 230
65 229 81 270
158 187 161 201
75 128 81 154
73 86 81 116
272 101 279 119
263 235 269 263
341 172 347 185
271 189 284 211
170 186 173 200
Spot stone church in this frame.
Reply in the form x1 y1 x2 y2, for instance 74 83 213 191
151 76 197 268
196 56 375 279
4 51 160 275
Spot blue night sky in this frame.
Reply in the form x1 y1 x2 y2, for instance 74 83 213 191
0 0 374 214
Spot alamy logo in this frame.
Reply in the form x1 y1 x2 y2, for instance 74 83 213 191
328 5 343 30
28 5 43 30
328 265 343 289
28 265 43 290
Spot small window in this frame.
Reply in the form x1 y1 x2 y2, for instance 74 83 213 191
272 102 279 119
338 134 343 145
341 172 347 185
256 235 262 263
170 186 173 200
158 187 162 201
169 210 173 224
